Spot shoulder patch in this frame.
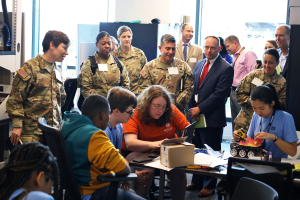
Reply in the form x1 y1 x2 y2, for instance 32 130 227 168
140 69 146 77
18 69 28 79
13 77 21 86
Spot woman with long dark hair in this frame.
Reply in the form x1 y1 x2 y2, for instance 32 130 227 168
234 84 297 158
219 36 233 64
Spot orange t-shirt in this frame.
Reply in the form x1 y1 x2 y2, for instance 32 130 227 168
121 105 190 151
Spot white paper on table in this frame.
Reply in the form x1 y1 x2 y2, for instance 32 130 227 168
194 153 214 167
210 158 228 168
144 159 173 171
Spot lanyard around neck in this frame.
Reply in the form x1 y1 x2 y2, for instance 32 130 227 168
259 109 276 133
232 47 245 67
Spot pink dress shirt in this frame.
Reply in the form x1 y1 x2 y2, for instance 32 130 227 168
232 47 257 87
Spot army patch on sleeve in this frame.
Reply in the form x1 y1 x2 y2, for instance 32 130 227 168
140 69 146 77
18 69 28 79
13 77 21 86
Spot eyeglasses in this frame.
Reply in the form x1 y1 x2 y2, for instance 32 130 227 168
151 104 169 112
121 109 134 115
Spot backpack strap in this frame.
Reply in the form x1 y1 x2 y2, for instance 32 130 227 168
86 55 124 87
112 55 124 87
88 56 98 75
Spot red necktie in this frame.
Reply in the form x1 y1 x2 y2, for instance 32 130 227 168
198 60 210 90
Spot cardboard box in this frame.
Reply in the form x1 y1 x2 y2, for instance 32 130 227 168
160 137 194 168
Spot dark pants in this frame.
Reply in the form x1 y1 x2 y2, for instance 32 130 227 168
230 89 241 132
191 127 223 189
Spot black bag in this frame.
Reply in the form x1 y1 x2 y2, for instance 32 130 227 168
77 56 124 110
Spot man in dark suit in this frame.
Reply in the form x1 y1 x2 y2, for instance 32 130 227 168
187 36 234 198
275 25 290 79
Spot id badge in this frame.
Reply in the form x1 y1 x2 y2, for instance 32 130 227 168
251 77 263 86
168 67 179 75
98 64 108 71
190 58 197 63
195 94 198 103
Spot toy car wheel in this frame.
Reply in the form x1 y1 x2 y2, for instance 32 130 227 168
231 148 238 156
247 151 255 158
239 150 246 158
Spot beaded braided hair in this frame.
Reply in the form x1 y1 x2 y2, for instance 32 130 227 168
0 142 59 200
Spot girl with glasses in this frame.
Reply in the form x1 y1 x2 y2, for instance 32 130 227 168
121 85 190 200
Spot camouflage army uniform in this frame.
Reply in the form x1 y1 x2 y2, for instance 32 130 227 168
6 54 66 142
139 56 194 112
234 68 286 133
79 52 130 98
112 46 147 94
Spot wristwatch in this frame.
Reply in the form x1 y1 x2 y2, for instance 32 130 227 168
273 135 278 142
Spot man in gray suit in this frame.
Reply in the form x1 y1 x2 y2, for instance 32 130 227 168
175 24 203 72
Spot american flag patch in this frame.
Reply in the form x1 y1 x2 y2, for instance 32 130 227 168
140 69 146 77
18 69 28 79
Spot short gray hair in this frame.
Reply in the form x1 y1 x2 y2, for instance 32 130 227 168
276 25 290 35
160 34 176 46
117 26 133 37
110 36 118 45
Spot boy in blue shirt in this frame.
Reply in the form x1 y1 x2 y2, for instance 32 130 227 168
105 87 151 192
105 87 137 150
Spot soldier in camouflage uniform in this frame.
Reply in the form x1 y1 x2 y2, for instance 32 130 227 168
112 26 147 94
6 30 69 145
234 49 286 134
78 31 129 98
139 34 194 112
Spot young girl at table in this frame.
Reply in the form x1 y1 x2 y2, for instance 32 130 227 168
0 142 59 200
234 84 298 158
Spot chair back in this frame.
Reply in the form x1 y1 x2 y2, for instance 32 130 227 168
38 117 81 200
231 177 278 200
226 157 293 200
61 78 78 118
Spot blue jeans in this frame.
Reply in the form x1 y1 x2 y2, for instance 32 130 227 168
89 186 145 200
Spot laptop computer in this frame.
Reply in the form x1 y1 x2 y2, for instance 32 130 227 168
183 121 196 143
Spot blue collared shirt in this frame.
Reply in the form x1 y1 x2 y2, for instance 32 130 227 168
104 122 123 150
